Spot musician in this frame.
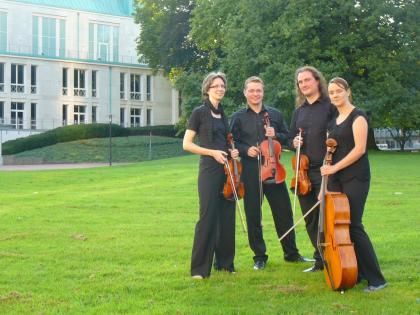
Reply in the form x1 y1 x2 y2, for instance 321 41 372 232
183 72 238 279
231 76 310 270
288 66 337 272
320 77 387 292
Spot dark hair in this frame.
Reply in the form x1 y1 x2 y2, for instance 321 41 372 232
294 66 328 106
329 77 353 102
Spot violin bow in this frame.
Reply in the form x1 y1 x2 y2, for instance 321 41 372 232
292 128 303 216
224 160 247 234
257 142 264 227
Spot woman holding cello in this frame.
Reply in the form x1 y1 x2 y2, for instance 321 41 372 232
183 72 238 279
320 77 387 292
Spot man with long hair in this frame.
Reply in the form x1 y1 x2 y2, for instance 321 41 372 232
288 66 337 273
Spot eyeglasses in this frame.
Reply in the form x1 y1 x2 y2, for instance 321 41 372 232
209 84 226 89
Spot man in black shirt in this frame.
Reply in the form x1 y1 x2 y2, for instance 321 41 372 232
231 76 311 270
288 66 337 272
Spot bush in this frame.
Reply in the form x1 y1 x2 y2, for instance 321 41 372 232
127 125 183 138
2 124 129 155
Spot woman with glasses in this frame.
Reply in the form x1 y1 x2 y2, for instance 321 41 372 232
183 72 238 279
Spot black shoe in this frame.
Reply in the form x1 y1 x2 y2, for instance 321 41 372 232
364 282 387 292
303 264 323 272
253 261 266 270
285 255 315 263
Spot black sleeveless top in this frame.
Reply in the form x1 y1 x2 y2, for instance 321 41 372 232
327 108 370 182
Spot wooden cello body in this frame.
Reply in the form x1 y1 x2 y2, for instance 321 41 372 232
318 138 358 291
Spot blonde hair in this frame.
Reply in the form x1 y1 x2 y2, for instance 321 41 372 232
294 66 328 106
243 76 265 90
329 77 353 102
201 72 227 99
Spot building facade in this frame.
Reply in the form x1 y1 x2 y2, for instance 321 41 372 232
0 0 179 141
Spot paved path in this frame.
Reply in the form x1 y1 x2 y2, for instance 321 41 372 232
0 163 123 171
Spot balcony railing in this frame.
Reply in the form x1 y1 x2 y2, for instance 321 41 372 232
62 87 68 95
2 41 148 66
11 84 25 93
31 85 37 94
0 83 4 92
74 88 86 96
130 92 141 100
92 89 97 98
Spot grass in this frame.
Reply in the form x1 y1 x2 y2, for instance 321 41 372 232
0 151 419 314
4 135 187 164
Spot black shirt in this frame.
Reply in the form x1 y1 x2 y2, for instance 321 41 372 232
288 97 337 167
328 108 370 182
212 117 229 151
230 105 289 160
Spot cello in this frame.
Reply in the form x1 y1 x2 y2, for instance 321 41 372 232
260 112 286 184
318 138 358 291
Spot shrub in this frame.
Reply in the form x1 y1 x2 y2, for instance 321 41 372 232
2 124 129 155
127 125 182 138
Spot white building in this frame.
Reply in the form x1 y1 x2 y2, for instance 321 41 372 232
0 0 179 141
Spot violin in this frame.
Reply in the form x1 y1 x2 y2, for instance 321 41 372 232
290 153 311 195
223 133 245 201
318 138 358 291
260 112 286 184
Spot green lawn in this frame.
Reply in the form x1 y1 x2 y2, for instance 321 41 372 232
0 151 419 314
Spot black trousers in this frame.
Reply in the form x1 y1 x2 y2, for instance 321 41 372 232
330 177 386 286
191 161 236 277
242 158 300 263
297 168 323 266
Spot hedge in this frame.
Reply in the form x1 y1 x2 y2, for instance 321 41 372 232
127 125 183 138
2 124 129 155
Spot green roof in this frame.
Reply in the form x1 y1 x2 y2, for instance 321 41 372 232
9 0 134 17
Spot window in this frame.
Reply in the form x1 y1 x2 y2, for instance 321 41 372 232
62 68 68 95
11 64 25 93
0 63 4 92
31 103 37 129
0 101 4 124
120 73 125 99
62 104 68 125
11 102 24 129
92 106 97 123
146 108 152 126
32 16 65 57
74 105 86 124
31 65 37 94
91 70 97 97
130 74 141 100
0 12 7 51
130 108 141 127
146 75 152 101
120 108 125 127
74 69 86 96
88 23 119 62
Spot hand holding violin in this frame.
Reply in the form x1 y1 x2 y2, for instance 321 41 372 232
293 135 303 149
230 148 239 159
247 146 260 158
212 150 228 164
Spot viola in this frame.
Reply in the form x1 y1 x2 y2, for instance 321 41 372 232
318 138 358 291
223 133 245 201
290 153 311 196
260 112 286 184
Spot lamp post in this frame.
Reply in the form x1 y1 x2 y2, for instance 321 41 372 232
108 66 112 166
